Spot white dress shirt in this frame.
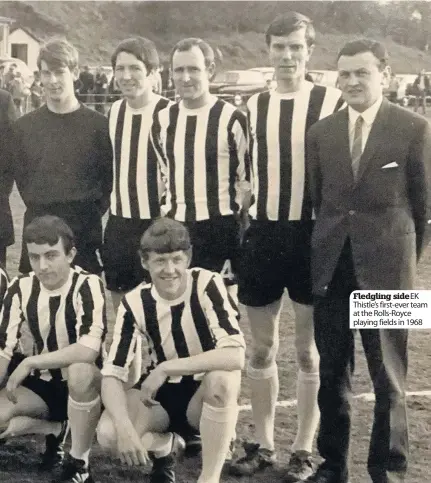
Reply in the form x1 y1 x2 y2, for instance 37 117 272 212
348 96 383 153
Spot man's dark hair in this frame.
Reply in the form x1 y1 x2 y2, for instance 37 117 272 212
111 37 159 73
37 38 79 71
337 39 388 70
170 38 215 68
265 12 315 47
140 218 191 260
23 215 75 254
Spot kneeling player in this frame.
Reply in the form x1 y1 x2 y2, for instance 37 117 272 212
98 218 244 483
0 216 107 483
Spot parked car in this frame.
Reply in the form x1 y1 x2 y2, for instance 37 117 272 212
210 69 267 109
249 67 277 89
307 69 339 88
248 66 275 81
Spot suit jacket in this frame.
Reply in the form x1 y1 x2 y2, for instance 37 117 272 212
0 89 16 246
306 99 431 295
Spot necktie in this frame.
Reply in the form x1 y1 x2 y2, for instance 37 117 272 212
351 115 363 180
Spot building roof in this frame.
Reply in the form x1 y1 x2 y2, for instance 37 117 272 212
10 25 41 42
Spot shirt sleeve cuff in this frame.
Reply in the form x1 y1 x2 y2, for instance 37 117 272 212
78 335 102 352
216 335 246 350
0 351 11 361
101 363 129 383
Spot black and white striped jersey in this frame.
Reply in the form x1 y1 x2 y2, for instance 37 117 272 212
0 266 8 311
102 268 245 383
153 96 251 222
247 82 344 221
108 95 172 219
0 267 107 381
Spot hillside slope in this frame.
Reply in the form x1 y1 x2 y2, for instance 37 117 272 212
0 1 430 73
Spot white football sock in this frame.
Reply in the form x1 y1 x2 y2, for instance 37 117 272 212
292 370 320 454
247 362 278 451
198 402 238 483
68 395 101 466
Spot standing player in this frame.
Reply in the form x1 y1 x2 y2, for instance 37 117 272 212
0 216 107 483
0 87 17 267
97 218 244 483
102 37 172 312
230 13 343 482
13 38 112 275
153 37 251 293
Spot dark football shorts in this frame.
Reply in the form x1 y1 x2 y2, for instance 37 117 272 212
184 215 241 286
7 353 69 422
101 215 153 292
238 220 314 307
134 374 201 436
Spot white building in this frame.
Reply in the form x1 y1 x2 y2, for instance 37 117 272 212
8 26 41 72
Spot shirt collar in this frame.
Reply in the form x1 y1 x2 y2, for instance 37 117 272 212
348 95 383 127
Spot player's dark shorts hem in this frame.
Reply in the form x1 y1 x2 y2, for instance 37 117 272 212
238 220 314 307
20 200 103 275
7 353 69 422
101 215 152 292
134 374 201 436
183 215 240 285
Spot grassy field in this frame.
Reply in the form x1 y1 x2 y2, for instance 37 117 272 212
1 144 431 482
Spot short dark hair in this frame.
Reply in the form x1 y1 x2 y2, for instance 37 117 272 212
337 39 388 70
140 218 191 260
23 215 75 254
170 38 215 68
265 12 315 47
111 37 159 72
37 38 79 71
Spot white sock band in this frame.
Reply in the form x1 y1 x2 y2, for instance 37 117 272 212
68 395 101 412
247 363 277 380
201 402 237 423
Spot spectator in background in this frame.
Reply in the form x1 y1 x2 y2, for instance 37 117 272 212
4 63 17 92
0 65 5 89
78 65 94 104
94 66 108 113
413 68 429 114
10 71 29 116
387 72 400 103
152 66 162 94
30 71 44 110
160 62 171 95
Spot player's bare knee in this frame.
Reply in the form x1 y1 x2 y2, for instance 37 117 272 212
97 411 117 450
251 343 278 369
203 371 241 407
67 363 100 400
296 348 319 373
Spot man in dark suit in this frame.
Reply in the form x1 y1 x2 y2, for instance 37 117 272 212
303 39 431 483
0 89 17 266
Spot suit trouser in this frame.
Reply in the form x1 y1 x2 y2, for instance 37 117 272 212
314 242 409 483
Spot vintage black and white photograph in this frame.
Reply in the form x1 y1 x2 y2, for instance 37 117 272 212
0 1 429 483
